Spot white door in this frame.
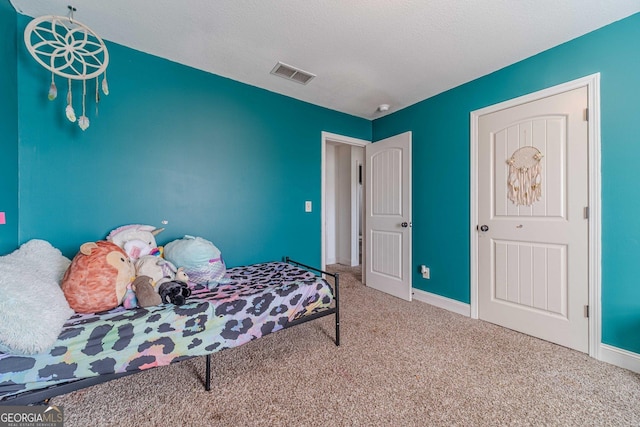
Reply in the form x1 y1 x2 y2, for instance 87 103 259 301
365 132 412 301
478 87 589 352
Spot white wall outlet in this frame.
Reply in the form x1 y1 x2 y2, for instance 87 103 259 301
305 201 312 212
421 265 430 279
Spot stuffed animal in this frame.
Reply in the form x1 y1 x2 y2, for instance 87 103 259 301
131 275 162 307
62 241 135 313
134 255 178 288
106 224 164 261
158 280 191 305
175 267 189 283
121 283 138 309
164 235 226 286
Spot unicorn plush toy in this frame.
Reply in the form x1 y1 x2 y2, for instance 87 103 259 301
106 224 164 261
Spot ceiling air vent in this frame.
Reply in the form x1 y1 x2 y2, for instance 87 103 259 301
270 62 316 85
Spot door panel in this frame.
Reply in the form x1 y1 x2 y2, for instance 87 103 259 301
478 87 588 352
371 230 402 279
371 148 402 216
365 132 412 301
493 240 567 317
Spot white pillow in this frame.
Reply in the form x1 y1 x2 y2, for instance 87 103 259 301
0 240 73 354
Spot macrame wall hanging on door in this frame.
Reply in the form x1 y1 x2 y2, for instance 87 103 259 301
506 146 544 206
24 6 109 131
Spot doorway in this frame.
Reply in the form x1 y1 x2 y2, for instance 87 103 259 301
321 132 368 275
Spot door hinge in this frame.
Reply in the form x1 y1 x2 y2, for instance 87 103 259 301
584 108 589 121
584 305 589 318
584 206 589 219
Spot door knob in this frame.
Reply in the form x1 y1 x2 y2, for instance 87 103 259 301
479 225 489 232
401 222 409 228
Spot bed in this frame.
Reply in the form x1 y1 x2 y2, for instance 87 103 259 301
0 258 340 405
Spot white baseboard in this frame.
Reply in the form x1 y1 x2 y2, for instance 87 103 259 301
412 288 471 317
337 257 351 266
599 343 640 374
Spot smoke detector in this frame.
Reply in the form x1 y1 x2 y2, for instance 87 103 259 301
270 62 316 85
377 104 390 112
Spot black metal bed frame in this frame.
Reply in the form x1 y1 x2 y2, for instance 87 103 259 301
0 258 340 406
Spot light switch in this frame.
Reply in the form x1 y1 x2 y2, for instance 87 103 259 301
0 212 5 225
305 201 312 212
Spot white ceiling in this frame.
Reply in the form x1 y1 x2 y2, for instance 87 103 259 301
10 1 640 119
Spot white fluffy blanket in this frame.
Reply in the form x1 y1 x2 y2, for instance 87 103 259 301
0 240 73 354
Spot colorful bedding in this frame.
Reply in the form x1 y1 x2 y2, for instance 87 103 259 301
0 261 333 400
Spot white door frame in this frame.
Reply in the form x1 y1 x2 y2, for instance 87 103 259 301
470 73 601 359
321 131 370 271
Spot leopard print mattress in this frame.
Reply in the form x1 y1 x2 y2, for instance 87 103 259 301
0 261 333 400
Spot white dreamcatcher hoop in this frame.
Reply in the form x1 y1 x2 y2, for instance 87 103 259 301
24 7 109 131
507 146 544 206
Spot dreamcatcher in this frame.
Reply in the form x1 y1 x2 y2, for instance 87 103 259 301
24 6 109 131
506 146 543 206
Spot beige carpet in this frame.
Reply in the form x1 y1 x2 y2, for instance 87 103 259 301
51 264 640 426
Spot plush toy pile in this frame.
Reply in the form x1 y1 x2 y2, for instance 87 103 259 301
107 224 191 308
60 224 220 313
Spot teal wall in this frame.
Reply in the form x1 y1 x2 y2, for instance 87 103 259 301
14 14 370 267
372 13 640 353
0 1 18 255
7 5 640 355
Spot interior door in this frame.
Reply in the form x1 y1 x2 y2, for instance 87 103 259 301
477 87 589 352
365 131 412 301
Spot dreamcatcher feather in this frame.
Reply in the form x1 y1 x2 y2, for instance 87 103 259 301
507 146 543 206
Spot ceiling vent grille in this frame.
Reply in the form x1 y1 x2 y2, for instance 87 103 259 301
270 62 315 85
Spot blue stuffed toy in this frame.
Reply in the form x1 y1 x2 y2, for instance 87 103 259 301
163 235 226 287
